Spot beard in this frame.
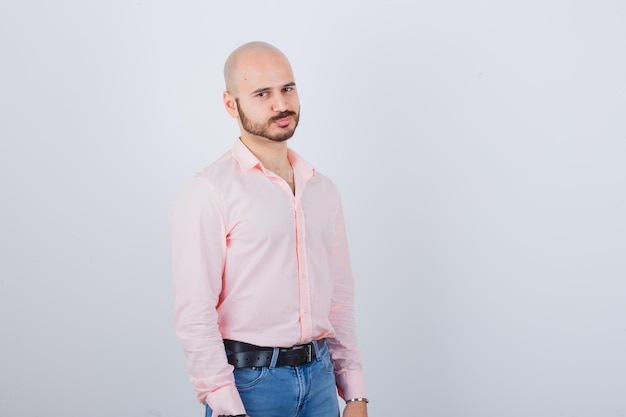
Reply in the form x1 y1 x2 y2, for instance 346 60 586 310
236 98 300 142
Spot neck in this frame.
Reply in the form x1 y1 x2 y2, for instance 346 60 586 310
239 134 290 172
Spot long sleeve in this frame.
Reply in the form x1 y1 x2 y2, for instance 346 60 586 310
169 176 246 416
326 193 367 400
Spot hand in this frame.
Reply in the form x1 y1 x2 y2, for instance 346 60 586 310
343 401 368 417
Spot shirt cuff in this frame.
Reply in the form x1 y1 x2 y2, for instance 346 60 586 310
205 384 246 417
335 370 367 401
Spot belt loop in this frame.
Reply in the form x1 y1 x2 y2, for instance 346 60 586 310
312 340 321 360
269 347 279 369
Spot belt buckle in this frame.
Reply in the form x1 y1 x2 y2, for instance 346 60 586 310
305 343 312 363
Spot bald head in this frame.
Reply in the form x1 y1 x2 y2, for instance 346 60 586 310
224 42 293 95
221 41 300 142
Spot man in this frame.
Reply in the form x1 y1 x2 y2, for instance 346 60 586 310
170 41 368 417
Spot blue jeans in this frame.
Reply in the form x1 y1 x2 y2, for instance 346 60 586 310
204 340 340 417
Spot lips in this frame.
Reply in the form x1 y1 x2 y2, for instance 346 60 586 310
274 116 292 127
270 111 296 127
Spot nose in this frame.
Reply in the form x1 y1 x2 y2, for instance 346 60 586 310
271 94 288 112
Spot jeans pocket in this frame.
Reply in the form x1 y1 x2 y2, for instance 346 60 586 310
320 351 335 373
233 366 268 390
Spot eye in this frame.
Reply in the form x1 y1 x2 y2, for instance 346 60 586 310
256 91 269 98
283 86 293 93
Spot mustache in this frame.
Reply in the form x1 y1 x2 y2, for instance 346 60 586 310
269 111 297 122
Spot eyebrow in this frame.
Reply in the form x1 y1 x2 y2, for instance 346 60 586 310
250 82 296 96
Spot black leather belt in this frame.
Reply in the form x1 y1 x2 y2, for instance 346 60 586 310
224 339 321 369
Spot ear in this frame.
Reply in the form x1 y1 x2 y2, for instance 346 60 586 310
223 91 239 119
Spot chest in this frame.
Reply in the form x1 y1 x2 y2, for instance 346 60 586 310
220 175 337 245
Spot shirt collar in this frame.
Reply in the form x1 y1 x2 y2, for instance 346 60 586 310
232 138 261 171
288 147 315 182
232 139 316 181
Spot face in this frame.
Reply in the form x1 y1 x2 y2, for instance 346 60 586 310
225 49 301 142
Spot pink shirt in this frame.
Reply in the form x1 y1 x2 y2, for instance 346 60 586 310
170 139 366 415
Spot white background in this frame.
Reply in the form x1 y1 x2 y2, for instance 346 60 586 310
1 1 625 416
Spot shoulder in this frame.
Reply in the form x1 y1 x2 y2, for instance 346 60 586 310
171 151 236 212
302 170 345 211
195 150 238 184
290 149 341 195
311 168 341 193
